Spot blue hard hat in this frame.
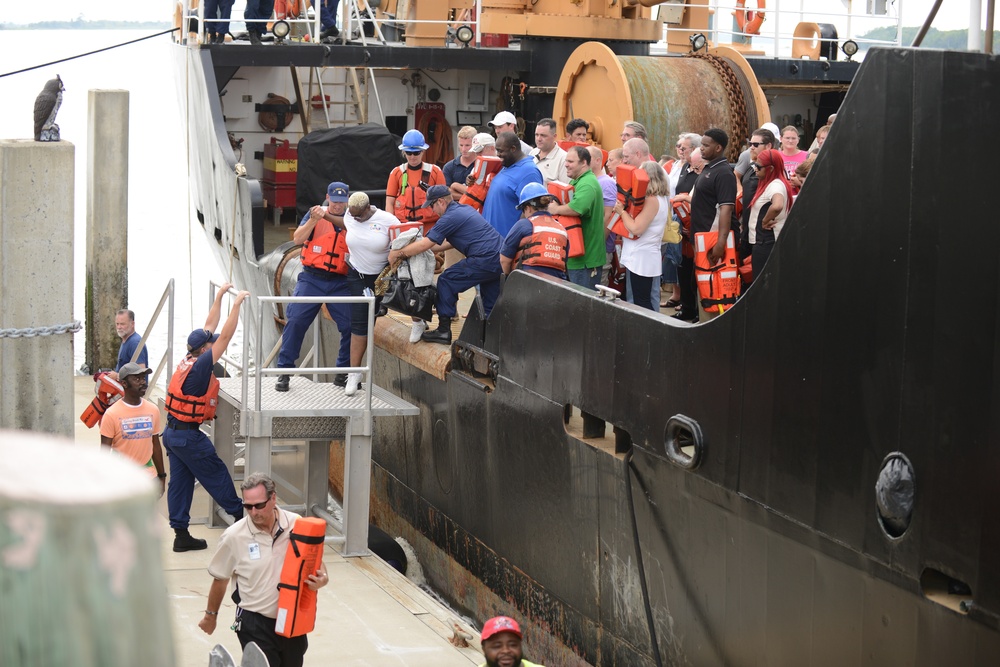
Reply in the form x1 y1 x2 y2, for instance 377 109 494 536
517 182 549 208
399 129 430 152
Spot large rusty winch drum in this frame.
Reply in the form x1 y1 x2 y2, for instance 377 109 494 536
554 42 770 161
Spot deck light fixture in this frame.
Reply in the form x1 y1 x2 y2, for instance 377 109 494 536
690 33 708 53
842 39 858 60
455 25 475 46
273 20 291 43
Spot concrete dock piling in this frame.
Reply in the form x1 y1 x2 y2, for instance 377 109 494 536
0 139 76 437
85 89 130 372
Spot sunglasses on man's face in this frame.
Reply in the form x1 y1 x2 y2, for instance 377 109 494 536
748 141 764 148
242 497 271 510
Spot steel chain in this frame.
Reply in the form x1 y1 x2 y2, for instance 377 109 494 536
0 320 82 339
692 53 749 163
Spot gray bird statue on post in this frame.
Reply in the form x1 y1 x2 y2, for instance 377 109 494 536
34 75 64 142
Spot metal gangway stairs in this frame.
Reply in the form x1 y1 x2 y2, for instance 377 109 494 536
205 282 418 555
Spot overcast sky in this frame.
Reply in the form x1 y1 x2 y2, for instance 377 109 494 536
0 0 986 31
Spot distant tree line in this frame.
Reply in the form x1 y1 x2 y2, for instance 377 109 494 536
860 26 1000 50
0 20 171 30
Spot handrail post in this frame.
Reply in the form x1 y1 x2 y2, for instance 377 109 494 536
364 295 374 414
197 0 206 43
475 0 482 47
166 278 174 389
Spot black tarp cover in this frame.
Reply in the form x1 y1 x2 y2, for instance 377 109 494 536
295 123 401 218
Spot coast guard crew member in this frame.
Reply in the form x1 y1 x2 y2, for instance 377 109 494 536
275 182 353 392
501 182 569 280
200 473 329 667
388 185 503 345
163 284 248 552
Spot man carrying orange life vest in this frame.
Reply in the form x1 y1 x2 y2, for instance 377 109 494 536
501 182 569 280
385 129 446 232
275 182 353 393
163 284 249 552
200 472 328 667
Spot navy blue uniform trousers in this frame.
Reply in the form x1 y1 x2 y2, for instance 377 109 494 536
277 270 351 370
436 256 502 319
163 424 243 530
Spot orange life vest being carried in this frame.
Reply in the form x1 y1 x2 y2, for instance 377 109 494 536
79 371 124 428
275 517 327 638
694 230 741 314
671 197 695 258
165 355 220 423
300 216 349 275
546 181 585 258
515 213 569 272
459 156 503 212
606 164 649 240
393 162 440 233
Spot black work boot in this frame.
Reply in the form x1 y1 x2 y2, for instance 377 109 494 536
421 317 452 344
333 373 347 387
275 374 290 392
173 529 208 552
248 31 262 46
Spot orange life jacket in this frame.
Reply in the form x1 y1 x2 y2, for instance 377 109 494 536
300 216 349 275
671 197 694 258
616 164 648 216
79 372 124 428
546 181 585 258
275 517 327 638
393 162 440 234
607 164 649 240
165 355 220 423
458 156 503 212
694 231 741 314
515 213 568 272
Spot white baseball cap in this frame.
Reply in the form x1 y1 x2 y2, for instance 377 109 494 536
488 111 517 128
470 133 496 153
761 122 781 137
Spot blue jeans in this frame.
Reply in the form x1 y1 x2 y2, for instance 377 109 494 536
277 270 351 370
661 242 681 284
437 256 503 318
568 267 600 290
626 271 658 311
163 425 243 530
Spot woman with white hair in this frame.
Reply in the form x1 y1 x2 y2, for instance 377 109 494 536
612 161 670 311
342 191 392 396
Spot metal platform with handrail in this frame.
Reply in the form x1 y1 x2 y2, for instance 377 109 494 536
204 282 418 556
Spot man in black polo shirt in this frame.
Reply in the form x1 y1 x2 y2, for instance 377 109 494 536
689 128 737 321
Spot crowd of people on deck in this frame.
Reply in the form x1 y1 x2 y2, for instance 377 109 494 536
96 108 832 667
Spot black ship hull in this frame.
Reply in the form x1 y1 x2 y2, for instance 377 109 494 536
365 47 1000 665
